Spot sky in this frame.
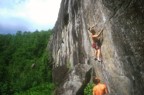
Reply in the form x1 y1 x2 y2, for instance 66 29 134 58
0 0 61 34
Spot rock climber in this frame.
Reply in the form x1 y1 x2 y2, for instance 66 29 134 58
88 27 103 62
93 77 108 95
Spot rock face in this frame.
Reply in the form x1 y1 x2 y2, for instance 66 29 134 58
50 0 144 95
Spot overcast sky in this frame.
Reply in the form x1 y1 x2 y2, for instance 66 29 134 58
0 0 61 34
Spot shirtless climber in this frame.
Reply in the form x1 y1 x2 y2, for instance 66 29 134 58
88 27 103 62
93 77 108 95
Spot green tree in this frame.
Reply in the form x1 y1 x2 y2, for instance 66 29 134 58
0 30 54 95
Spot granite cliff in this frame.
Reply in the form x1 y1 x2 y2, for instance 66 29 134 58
50 0 144 95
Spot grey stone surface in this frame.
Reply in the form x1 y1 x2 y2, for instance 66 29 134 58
50 0 144 95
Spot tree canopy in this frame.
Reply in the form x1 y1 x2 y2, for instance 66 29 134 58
0 30 54 95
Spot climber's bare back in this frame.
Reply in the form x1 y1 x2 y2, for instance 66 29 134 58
93 83 108 95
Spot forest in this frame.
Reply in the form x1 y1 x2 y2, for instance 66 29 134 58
0 30 55 95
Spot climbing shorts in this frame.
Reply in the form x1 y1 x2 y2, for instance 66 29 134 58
92 43 100 50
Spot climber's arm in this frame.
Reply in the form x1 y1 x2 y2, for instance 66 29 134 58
104 84 108 94
92 34 98 38
97 29 103 37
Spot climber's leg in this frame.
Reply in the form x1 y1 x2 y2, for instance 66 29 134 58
94 49 97 60
97 48 101 62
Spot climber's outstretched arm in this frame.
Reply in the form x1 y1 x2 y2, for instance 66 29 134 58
97 29 104 37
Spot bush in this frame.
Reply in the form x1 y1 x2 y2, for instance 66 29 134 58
84 83 94 95
15 83 55 95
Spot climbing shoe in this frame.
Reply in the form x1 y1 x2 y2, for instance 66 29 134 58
94 58 97 60
97 58 102 62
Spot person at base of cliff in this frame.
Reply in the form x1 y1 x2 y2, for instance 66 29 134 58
88 27 103 62
93 77 108 95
